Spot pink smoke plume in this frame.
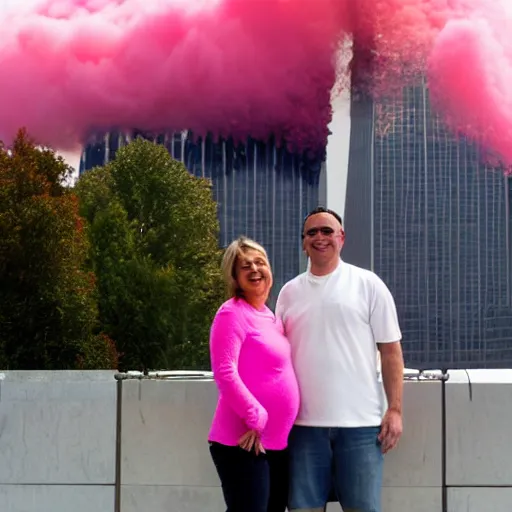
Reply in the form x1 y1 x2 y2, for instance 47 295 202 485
0 0 511 164
0 0 347 154
428 1 512 167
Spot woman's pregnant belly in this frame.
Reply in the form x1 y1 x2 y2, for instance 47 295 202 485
249 364 300 449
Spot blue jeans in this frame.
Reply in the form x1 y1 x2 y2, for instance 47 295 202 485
288 426 383 511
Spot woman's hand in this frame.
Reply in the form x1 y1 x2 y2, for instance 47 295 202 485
238 430 265 455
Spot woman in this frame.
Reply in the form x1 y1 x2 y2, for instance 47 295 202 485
208 236 300 512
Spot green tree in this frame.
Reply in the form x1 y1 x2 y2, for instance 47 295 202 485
0 130 118 369
75 138 223 371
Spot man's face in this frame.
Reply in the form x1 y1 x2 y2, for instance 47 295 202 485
302 212 345 265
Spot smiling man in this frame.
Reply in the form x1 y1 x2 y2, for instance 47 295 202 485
275 206 404 512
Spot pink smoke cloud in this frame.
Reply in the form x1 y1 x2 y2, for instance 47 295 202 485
0 0 347 153
428 1 512 167
0 0 511 165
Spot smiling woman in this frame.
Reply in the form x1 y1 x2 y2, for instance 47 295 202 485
208 236 300 512
221 236 273 309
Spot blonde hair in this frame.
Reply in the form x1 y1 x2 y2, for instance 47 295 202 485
222 236 269 298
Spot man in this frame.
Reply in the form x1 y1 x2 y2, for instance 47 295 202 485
276 207 404 512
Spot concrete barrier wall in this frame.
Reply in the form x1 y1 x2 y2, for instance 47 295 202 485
444 370 512 512
0 370 511 512
0 371 117 512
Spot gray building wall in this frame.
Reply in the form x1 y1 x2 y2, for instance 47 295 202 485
342 93 374 269
346 84 512 368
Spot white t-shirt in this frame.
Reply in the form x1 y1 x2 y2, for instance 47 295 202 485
275 259 401 427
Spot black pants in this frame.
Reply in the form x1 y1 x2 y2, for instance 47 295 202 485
209 442 288 512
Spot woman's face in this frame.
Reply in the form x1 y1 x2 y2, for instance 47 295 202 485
235 249 273 301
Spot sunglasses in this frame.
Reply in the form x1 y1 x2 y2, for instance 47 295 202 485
303 227 335 238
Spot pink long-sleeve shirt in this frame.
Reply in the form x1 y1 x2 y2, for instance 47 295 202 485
208 297 300 451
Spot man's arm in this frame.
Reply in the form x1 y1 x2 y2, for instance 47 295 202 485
377 341 404 453
368 273 404 453
378 341 404 414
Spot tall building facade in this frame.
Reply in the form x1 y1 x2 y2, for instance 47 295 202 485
344 84 512 368
80 131 323 301
79 84 512 369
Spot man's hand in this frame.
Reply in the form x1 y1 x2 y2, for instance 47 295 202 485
238 430 265 455
378 341 404 454
378 408 403 453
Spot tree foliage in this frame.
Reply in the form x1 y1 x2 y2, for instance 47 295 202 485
76 138 223 371
0 130 118 369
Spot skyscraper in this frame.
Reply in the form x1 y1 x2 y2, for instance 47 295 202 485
80 82 512 368
344 83 512 368
80 131 323 301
